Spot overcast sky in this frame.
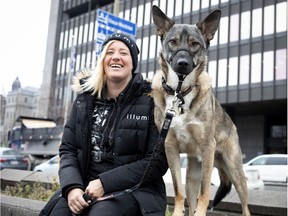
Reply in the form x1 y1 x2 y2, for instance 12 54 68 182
0 0 51 96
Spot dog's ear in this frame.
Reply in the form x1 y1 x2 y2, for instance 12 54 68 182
196 9 221 45
152 5 175 39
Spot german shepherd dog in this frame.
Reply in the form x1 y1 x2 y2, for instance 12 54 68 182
151 5 250 216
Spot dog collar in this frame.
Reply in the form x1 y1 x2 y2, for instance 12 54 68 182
161 76 192 97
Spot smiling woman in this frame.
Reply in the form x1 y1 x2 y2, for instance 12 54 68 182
0 0 51 95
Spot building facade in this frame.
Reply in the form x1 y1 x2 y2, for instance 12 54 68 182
2 78 40 145
39 0 287 161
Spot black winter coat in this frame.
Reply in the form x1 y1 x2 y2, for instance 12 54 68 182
59 72 168 215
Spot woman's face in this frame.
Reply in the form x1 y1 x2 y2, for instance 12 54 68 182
104 41 133 83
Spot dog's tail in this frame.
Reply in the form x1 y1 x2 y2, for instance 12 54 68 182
212 178 232 208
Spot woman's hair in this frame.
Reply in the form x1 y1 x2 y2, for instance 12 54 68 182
82 40 115 98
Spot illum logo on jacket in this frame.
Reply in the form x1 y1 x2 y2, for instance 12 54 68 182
126 113 148 121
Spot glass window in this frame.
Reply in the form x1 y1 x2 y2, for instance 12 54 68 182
68 29 74 48
175 0 183 16
208 61 217 88
266 157 287 165
275 49 287 80
252 8 262 38
218 59 227 87
130 7 137 24
88 21 94 42
81 53 86 69
263 51 274 82
141 37 148 60
56 59 61 75
86 52 91 68
239 55 249 85
230 14 239 42
201 0 209 9
78 25 83 44
251 53 261 83
228 57 238 86
264 5 274 35
241 11 251 40
74 27 78 44
66 56 71 72
76 54 81 70
276 2 287 32
144 2 152 25
83 23 88 43
219 16 228 44
211 0 219 6
251 158 266 165
183 0 191 14
149 35 156 59
61 58 66 74
137 5 143 27
192 0 200 11
59 32 64 50
63 30 68 49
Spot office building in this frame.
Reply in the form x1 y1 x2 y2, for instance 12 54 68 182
39 0 287 161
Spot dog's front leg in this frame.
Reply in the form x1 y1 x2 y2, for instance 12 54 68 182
165 137 185 216
194 142 216 216
185 156 201 216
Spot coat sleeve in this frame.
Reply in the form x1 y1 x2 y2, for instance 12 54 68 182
98 99 168 194
58 97 85 197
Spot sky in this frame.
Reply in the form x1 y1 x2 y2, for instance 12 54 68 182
0 0 51 96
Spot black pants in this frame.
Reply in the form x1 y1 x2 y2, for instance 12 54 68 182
50 192 141 216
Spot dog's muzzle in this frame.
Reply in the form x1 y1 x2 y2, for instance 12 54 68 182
168 48 196 75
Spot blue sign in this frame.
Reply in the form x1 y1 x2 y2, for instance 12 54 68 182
96 9 137 55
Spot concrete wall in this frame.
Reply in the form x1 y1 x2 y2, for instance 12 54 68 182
1 169 287 216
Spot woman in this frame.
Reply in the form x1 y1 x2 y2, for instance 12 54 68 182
49 33 168 216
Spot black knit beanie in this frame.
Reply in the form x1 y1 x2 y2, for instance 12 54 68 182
101 33 140 73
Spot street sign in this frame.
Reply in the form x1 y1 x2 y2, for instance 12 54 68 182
96 9 137 55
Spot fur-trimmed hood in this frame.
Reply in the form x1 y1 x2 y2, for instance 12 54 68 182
71 69 152 98
71 69 92 94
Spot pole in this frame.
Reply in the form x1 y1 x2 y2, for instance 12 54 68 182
64 36 75 124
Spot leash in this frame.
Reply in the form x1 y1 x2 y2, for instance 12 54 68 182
84 108 176 206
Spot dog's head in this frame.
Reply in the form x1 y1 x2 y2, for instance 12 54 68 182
152 5 221 76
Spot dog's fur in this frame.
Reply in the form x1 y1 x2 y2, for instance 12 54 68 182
151 5 250 216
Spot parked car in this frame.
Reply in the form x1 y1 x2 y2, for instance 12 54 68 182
33 154 59 175
163 153 264 190
243 154 288 184
0 147 29 170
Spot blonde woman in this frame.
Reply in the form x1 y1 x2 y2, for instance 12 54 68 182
44 33 168 216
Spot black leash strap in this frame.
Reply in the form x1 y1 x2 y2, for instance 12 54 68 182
85 109 176 206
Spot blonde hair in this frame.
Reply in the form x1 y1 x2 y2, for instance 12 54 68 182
82 40 115 98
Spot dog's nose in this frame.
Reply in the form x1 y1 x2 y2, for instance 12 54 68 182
177 58 189 67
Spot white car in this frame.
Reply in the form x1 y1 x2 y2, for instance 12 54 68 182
163 153 264 190
243 154 288 184
33 155 59 175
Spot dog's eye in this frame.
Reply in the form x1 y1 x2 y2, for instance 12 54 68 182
192 42 199 47
169 39 177 45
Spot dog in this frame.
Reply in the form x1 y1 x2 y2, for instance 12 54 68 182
151 5 251 216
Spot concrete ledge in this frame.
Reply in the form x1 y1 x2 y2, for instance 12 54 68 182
1 169 287 216
166 183 287 216
1 194 46 216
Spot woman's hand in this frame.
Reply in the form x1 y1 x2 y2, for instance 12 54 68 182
85 179 105 200
67 188 89 214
